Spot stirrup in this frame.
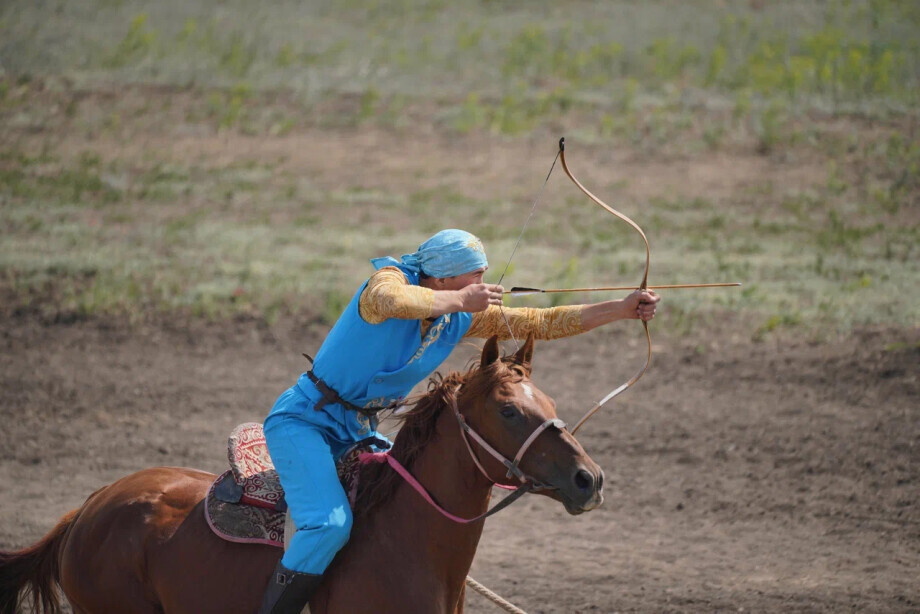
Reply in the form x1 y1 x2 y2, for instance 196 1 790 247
258 560 323 614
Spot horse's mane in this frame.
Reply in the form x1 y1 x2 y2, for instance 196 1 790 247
354 355 529 518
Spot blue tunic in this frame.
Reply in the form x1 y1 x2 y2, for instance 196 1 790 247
264 266 473 573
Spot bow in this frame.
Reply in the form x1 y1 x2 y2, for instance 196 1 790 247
499 139 741 433
557 138 653 433
496 138 653 435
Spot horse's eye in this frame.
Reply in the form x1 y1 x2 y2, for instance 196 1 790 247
500 405 517 419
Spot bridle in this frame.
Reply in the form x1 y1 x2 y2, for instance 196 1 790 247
449 384 566 490
360 384 567 524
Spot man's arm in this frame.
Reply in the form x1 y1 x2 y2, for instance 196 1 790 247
359 268 435 323
581 290 659 329
464 291 660 340
429 283 503 316
359 268 504 323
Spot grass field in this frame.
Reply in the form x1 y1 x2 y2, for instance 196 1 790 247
1 0 918 339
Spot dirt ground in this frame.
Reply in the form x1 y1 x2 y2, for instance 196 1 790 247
1 313 917 613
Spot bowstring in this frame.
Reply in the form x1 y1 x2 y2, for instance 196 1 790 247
496 148 561 351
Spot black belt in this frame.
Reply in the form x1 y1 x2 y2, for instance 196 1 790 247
302 354 399 416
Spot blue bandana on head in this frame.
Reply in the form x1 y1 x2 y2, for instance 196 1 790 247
371 229 488 278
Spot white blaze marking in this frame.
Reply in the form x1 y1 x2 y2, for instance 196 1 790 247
520 383 534 401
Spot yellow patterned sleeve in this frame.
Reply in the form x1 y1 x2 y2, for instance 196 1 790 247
465 304 584 341
359 267 435 324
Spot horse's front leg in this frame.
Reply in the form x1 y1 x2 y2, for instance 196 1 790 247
453 582 465 613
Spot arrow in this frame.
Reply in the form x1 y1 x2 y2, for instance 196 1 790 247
505 282 742 296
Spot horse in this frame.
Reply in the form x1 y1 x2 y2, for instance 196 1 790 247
0 334 604 613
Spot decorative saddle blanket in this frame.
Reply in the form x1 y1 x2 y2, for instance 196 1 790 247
204 422 387 548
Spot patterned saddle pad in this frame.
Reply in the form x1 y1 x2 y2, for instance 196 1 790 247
204 422 386 548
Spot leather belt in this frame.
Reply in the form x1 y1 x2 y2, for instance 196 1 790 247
302 354 398 416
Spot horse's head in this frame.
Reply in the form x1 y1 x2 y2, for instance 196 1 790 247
459 334 604 515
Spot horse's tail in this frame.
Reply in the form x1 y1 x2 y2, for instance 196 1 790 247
0 508 77 614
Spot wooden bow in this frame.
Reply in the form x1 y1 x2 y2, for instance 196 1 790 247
557 138 652 434
500 138 739 435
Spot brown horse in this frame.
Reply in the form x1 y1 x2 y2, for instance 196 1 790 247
1 335 603 614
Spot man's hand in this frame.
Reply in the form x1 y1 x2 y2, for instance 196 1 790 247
623 289 660 322
457 283 505 313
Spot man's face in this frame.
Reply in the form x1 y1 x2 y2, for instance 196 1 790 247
439 268 486 291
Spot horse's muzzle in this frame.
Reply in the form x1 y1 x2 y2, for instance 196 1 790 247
560 465 604 515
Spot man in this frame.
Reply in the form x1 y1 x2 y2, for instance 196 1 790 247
260 229 659 613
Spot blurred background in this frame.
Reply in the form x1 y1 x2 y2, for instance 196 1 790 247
1 2 919 613
1 0 917 333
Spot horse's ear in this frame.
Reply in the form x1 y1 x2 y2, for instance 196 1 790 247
481 335 501 368
513 333 535 372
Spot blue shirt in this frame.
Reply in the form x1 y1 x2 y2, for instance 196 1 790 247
270 266 474 440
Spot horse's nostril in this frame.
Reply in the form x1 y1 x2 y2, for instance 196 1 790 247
573 469 594 492
597 470 604 491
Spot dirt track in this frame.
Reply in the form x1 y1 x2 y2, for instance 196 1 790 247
1 315 917 613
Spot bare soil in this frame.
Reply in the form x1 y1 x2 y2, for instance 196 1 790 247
1 314 917 613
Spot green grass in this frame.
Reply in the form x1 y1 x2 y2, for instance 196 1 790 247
0 0 918 338
3 1 919 110
0 135 917 334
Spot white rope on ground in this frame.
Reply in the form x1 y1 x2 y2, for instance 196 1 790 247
465 575 529 614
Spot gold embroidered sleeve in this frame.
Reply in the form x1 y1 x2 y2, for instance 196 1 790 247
465 305 584 340
359 267 435 324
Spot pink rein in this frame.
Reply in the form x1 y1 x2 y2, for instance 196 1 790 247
359 451 515 524
357 387 565 524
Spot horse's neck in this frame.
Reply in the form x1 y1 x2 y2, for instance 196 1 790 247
410 404 496 525
321 404 494 613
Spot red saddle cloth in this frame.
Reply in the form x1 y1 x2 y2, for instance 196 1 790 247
204 422 379 548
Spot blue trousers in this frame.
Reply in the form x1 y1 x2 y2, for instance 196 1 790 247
264 387 357 575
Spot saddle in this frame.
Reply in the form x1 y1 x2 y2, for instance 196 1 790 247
204 422 387 547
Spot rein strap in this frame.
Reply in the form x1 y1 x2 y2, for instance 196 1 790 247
356 386 565 525
359 452 533 524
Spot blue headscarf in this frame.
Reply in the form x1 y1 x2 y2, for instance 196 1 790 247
371 229 488 278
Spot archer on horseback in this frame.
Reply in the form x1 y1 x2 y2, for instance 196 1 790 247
258 228 660 613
